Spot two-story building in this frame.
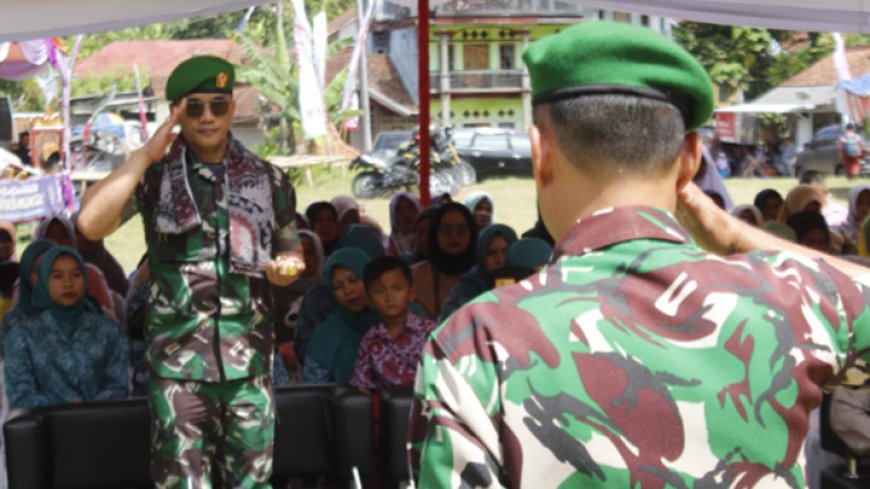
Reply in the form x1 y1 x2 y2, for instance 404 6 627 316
331 2 672 144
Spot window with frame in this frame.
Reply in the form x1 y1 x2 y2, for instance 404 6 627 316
499 44 516 70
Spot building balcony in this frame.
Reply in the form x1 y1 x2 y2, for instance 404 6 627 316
430 70 525 92
433 0 586 17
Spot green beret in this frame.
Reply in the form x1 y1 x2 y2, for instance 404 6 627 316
522 22 713 131
165 55 235 102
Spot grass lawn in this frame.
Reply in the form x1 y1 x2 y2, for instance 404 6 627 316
45 171 861 274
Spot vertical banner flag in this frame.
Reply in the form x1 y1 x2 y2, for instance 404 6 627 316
293 0 327 139
341 0 376 131
226 6 255 58
831 32 865 123
133 62 149 143
313 11 327 92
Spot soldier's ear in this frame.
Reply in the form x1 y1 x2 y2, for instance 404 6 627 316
676 132 702 193
530 123 554 189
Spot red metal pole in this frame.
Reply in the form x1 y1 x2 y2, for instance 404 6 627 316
417 0 431 207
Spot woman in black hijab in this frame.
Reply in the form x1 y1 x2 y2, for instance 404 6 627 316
410 203 477 319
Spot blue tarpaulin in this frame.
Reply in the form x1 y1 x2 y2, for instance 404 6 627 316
838 75 870 96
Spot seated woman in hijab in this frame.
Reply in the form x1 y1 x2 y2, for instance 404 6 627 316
302 248 378 384
464 191 495 230
4 246 128 409
730 204 764 227
305 201 340 256
835 184 870 254
440 223 517 321
778 185 823 223
506 237 553 273
753 188 784 223
386 192 423 257
331 195 362 237
406 207 438 264
293 226 385 367
2 239 56 337
33 213 116 310
488 237 554 288
411 203 477 320
787 210 832 254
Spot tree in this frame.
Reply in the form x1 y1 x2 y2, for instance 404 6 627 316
674 23 833 101
236 2 356 157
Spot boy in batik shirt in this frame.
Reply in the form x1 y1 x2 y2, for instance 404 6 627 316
351 256 435 393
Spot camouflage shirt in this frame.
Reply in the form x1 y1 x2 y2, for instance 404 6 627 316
410 206 870 488
137 151 298 382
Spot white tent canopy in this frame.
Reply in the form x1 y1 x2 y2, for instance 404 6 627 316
2 0 870 43
0 0 273 43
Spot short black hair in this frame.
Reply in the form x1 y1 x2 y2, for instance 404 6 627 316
364 255 412 290
533 94 685 176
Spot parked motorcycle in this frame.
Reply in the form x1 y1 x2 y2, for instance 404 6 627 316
350 137 459 199
437 127 476 186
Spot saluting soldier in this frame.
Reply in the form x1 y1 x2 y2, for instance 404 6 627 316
78 55 304 488
410 22 870 488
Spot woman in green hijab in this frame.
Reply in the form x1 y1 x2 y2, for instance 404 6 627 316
301 248 378 384
4 246 129 408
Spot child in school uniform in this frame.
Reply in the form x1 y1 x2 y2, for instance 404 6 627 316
351 256 436 393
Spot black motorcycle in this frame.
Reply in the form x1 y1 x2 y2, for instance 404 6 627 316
350 139 459 199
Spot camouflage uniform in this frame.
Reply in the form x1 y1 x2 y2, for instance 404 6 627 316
410 206 870 488
138 148 298 489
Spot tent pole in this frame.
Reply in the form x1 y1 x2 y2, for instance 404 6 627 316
417 0 431 207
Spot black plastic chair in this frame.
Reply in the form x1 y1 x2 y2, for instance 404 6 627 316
820 392 865 488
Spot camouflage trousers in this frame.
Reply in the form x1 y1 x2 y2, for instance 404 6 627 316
148 375 275 489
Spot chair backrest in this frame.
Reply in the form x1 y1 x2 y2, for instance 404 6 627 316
6 385 374 489
820 392 859 458
5 398 151 489
379 388 414 488
272 384 373 483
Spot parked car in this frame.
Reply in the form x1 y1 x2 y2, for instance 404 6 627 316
368 130 413 163
793 124 870 177
452 128 532 180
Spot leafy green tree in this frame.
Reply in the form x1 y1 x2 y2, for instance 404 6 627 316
674 23 833 101
236 2 357 157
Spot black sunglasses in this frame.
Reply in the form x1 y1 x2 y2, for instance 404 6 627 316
185 98 231 118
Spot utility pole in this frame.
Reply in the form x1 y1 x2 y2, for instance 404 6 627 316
357 0 373 150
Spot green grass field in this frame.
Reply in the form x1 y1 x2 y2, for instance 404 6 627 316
22 172 857 274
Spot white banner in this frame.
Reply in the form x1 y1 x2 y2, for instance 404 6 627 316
293 0 327 140
341 0 376 131
313 11 327 92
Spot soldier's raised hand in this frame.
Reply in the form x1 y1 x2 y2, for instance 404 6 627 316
136 98 186 164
